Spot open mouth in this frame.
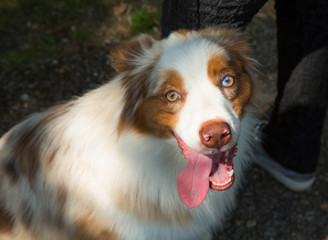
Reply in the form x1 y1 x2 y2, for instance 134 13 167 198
209 149 236 191
173 132 237 208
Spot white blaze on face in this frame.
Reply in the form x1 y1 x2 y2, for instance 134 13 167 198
158 38 241 154
175 79 240 154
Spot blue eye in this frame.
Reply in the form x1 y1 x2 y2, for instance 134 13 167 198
221 75 235 88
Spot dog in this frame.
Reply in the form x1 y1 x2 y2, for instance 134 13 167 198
0 28 259 239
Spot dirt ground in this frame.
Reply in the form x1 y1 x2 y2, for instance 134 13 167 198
1 1 327 239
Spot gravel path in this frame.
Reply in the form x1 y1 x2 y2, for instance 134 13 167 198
1 2 327 239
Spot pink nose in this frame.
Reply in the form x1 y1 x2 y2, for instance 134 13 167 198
199 121 232 149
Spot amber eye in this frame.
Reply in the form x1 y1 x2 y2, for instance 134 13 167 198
166 90 181 102
221 75 235 88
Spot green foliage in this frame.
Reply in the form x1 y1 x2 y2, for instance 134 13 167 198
130 8 161 35
0 0 112 26
0 0 112 74
41 33 57 47
71 28 93 45
1 49 38 74
0 0 162 75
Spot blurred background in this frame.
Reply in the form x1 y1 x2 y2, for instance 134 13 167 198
0 0 327 239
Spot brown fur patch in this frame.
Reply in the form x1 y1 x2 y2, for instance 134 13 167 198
174 29 189 36
4 160 20 184
132 69 186 138
75 215 121 240
115 189 191 224
10 120 45 182
201 28 256 75
207 53 253 116
204 29 255 116
8 103 72 182
112 35 162 135
109 35 154 73
116 62 156 135
207 53 230 85
46 146 60 169
0 205 14 233
231 73 253 116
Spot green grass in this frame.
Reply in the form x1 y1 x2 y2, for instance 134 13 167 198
0 0 112 26
0 0 162 76
0 0 112 75
130 8 161 35
71 27 94 45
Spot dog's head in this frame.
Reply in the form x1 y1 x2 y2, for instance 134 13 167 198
110 28 257 208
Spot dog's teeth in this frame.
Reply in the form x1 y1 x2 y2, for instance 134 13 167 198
210 178 232 186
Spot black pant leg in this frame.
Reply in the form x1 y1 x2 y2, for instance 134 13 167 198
263 0 328 173
161 0 268 38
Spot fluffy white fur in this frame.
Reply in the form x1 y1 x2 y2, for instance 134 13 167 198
0 28 258 240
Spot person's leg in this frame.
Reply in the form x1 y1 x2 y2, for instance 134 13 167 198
161 0 268 38
259 0 328 190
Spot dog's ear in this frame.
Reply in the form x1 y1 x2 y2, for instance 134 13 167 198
112 35 160 135
109 34 156 73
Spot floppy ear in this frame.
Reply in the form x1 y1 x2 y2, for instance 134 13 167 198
110 35 160 135
109 34 156 73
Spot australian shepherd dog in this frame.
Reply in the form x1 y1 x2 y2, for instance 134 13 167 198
0 28 259 239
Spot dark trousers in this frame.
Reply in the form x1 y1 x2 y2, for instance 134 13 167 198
161 0 328 173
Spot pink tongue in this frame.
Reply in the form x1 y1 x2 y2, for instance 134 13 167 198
177 148 212 209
